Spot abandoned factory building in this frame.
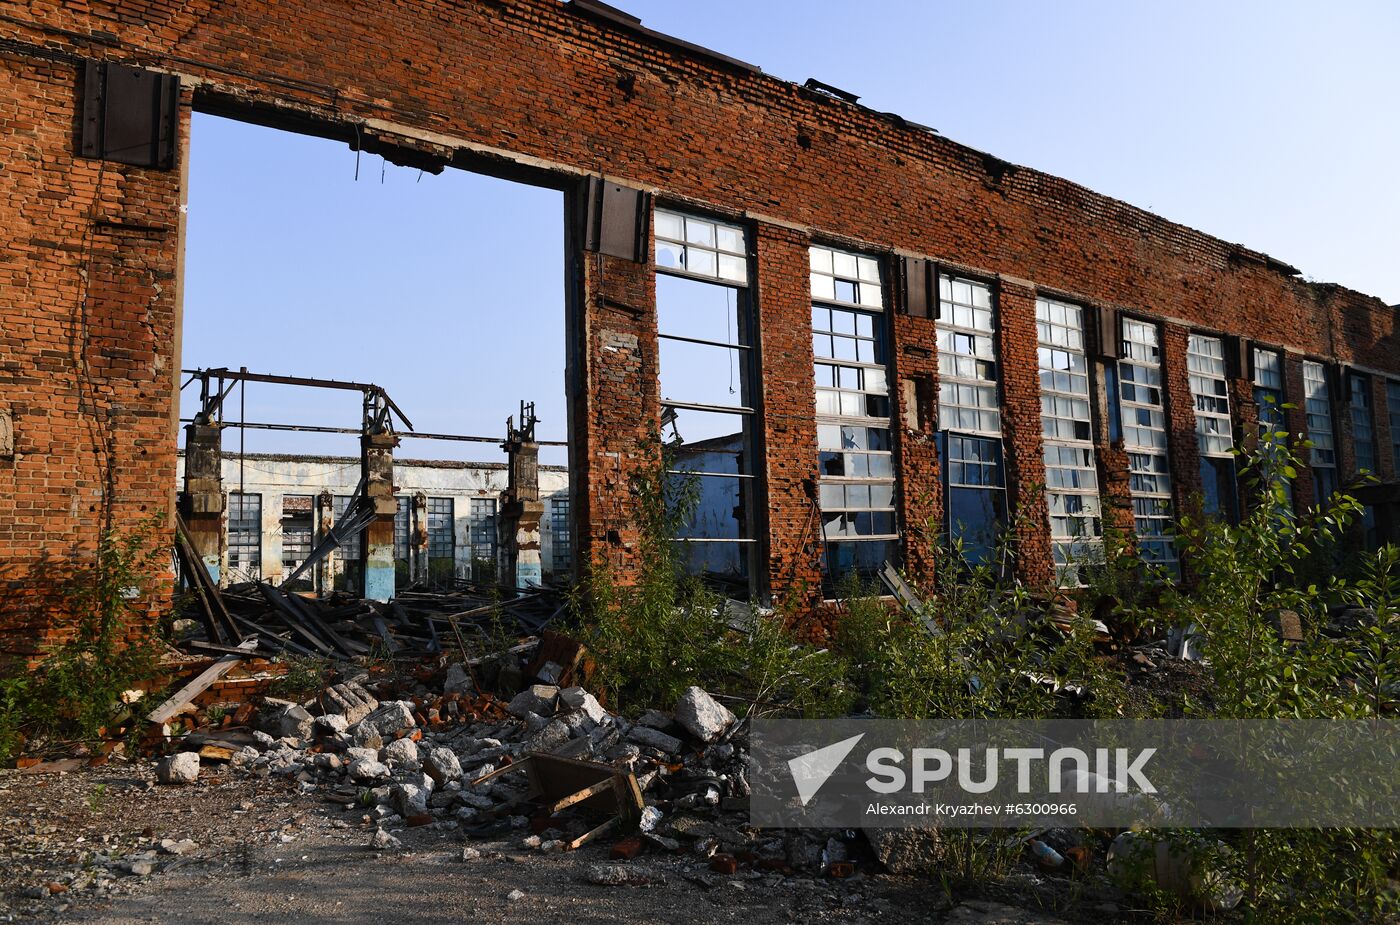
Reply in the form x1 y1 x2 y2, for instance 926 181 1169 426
172 452 573 592
1 0 1398 659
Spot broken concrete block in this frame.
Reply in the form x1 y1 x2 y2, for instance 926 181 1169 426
348 758 390 783
863 827 945 874
506 685 559 719
559 686 610 725
360 700 416 738
674 687 735 743
635 709 680 732
626 725 682 755
156 752 200 785
443 663 474 695
325 682 378 726
159 838 198 856
312 713 349 738
523 719 571 754
423 746 462 786
272 703 314 741
393 781 432 818
251 730 275 750
369 827 401 851
381 736 419 767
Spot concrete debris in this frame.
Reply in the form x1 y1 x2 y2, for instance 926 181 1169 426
443 663 474 695
862 827 945 874
625 725 683 755
155 752 200 785
506 685 559 719
369 827 402 851
674 686 735 743
360 701 417 739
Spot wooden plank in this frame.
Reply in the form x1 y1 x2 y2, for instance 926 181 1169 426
567 816 620 850
546 778 614 814
146 638 258 724
469 755 530 786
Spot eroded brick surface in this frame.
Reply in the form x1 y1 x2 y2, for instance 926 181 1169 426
0 1 1395 654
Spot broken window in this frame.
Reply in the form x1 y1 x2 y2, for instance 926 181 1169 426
550 495 571 577
1188 334 1238 520
1349 373 1376 475
1036 297 1101 582
330 494 363 592
937 276 1004 566
1303 361 1338 505
227 492 262 579
467 497 497 584
656 208 755 596
428 497 459 584
279 494 313 580
1252 347 1292 507
1119 319 1178 574
1388 379 1400 472
394 496 412 586
811 245 897 589
1252 347 1285 431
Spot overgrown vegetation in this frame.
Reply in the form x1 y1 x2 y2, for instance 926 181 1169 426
576 430 1397 920
0 516 170 763
578 433 851 718
1125 437 1400 924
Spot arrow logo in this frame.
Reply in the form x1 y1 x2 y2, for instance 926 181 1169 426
788 733 866 806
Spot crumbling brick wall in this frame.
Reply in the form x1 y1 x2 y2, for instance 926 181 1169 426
0 0 1395 657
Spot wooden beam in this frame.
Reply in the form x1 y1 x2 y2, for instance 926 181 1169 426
146 638 258 724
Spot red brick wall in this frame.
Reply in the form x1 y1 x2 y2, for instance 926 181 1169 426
1 0 1396 652
0 53 183 660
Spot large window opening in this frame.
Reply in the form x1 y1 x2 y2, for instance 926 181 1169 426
1388 380 1400 472
1252 347 1293 509
177 113 571 594
1303 361 1338 506
655 209 757 599
1349 373 1377 475
1037 297 1101 582
1187 334 1238 521
810 245 897 590
1119 318 1178 575
937 276 1004 567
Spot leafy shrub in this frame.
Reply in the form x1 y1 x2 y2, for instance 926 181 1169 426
577 434 852 718
0 516 169 761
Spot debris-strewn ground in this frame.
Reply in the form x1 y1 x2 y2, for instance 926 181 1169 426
0 763 1136 925
0 646 1151 925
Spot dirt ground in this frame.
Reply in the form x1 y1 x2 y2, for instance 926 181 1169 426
0 763 1141 925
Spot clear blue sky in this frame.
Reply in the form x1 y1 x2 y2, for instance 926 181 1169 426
181 0 1399 465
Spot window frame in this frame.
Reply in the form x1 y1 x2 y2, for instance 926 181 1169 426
655 206 760 597
227 491 262 578
1302 360 1337 505
1118 315 1178 575
810 242 898 590
1036 296 1102 582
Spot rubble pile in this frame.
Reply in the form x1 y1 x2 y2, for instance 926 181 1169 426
179 578 564 662
157 648 871 880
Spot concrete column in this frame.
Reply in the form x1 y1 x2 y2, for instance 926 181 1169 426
361 433 398 601
501 436 544 590
315 490 337 593
411 492 428 584
180 423 224 585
